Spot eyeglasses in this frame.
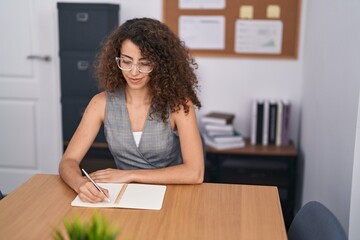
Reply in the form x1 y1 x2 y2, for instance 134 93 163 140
115 57 154 73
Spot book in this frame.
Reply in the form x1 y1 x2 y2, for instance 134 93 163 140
268 100 278 145
71 183 166 210
204 133 245 150
202 112 235 125
256 100 264 145
212 131 243 144
262 99 269 146
281 100 291 146
276 100 283 146
250 99 257 145
207 129 235 137
204 124 234 132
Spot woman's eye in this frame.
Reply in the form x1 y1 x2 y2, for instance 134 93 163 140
121 59 132 64
140 62 151 66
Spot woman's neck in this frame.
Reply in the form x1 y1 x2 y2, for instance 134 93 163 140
125 86 151 107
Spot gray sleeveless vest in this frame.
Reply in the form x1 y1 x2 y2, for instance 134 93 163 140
104 89 183 169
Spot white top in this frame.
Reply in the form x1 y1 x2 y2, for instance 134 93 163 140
133 131 143 147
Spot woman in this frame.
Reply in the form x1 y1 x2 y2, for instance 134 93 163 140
59 18 204 203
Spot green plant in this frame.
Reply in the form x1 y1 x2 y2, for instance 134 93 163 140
53 212 119 240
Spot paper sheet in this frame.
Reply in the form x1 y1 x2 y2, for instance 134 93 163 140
179 15 225 50
267 5 281 19
71 183 166 210
240 6 254 19
234 20 283 54
179 0 225 9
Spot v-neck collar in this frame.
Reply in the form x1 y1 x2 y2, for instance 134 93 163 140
121 89 151 150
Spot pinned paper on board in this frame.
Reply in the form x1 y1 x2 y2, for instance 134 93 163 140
179 15 225 50
234 20 283 54
267 5 281 19
163 0 300 58
179 0 225 9
239 5 254 19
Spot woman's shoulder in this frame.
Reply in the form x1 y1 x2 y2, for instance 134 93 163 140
87 91 107 110
91 91 107 102
173 99 195 114
171 99 196 121
81 92 107 121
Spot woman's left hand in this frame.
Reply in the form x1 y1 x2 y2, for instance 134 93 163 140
90 168 131 183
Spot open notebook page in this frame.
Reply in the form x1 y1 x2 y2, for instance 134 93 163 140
71 183 166 210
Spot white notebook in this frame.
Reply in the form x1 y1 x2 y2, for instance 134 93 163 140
71 183 166 210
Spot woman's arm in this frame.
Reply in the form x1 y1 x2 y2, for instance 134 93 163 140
90 100 204 184
59 92 110 201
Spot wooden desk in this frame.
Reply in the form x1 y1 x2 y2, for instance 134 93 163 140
0 174 287 240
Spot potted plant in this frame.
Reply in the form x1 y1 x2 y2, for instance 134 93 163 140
53 211 119 240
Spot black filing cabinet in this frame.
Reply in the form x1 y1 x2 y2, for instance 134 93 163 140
57 3 119 144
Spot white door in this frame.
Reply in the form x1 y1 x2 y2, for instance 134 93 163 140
0 0 62 194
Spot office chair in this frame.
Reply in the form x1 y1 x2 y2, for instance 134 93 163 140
288 201 347 240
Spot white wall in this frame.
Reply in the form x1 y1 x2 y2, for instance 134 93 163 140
300 0 360 234
349 95 360 239
55 0 304 143
196 57 302 142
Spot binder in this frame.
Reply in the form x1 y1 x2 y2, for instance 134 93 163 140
256 100 264 145
268 100 278 145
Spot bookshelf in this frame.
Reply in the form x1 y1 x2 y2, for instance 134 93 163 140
205 139 297 229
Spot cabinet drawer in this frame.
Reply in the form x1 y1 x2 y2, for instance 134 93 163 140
57 3 119 51
61 98 106 143
60 52 100 98
218 158 290 186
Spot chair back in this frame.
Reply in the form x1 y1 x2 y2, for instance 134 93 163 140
288 201 347 240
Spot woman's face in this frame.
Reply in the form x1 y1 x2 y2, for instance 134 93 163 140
119 39 152 90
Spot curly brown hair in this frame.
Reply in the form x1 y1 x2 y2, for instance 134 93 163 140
94 17 201 122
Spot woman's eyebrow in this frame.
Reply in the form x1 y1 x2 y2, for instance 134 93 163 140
120 54 133 59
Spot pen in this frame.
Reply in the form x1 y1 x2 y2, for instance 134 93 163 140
81 168 110 202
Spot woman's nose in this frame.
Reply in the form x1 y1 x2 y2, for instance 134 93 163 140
130 64 140 75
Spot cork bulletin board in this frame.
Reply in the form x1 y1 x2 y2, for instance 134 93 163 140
163 0 301 59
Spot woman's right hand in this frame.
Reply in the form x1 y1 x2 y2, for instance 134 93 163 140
77 179 110 203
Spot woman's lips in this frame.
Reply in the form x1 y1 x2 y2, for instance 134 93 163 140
129 78 142 84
